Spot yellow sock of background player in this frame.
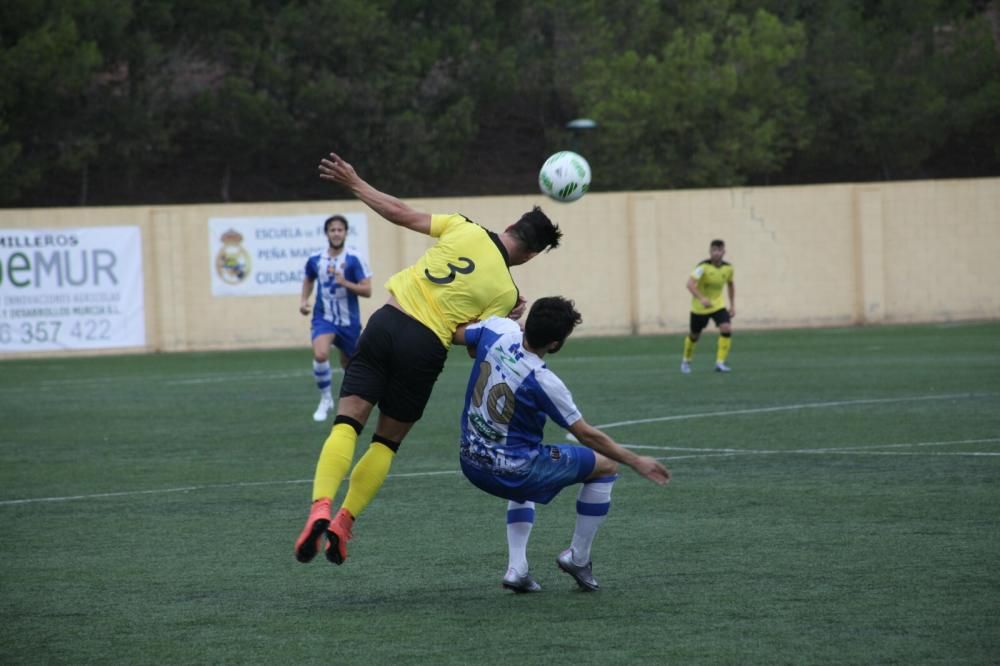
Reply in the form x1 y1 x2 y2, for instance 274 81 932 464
312 421 359 501
341 439 397 518
683 335 697 361
716 333 732 364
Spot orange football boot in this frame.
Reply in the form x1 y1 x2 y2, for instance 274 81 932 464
294 498 332 563
325 508 354 565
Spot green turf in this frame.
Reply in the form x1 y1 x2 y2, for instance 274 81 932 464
1 322 998 664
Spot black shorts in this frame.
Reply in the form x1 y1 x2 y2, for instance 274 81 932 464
339 305 449 423
690 308 731 334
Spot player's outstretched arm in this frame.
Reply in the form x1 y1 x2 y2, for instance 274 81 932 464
568 418 671 486
318 152 432 234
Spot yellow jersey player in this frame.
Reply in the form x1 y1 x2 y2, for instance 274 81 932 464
681 239 735 373
295 150 562 567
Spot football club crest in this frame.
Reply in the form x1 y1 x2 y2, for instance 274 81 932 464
208 214 369 296
215 229 251 285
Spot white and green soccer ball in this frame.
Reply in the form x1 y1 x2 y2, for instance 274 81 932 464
538 151 591 203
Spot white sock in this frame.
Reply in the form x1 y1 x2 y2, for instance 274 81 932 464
570 476 616 565
506 500 535 575
313 360 332 398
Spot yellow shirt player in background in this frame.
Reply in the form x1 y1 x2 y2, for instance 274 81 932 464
294 150 563 567
681 239 735 374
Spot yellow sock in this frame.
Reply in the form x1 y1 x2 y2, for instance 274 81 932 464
717 335 732 363
683 336 696 361
341 442 396 518
312 423 359 502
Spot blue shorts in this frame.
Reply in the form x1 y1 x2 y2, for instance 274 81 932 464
311 319 361 357
459 443 597 504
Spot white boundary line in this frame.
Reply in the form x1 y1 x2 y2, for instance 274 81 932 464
0 368 342 391
0 369 347 395
0 470 458 506
2 393 995 507
167 368 345 386
588 393 983 430
2 438 997 507
630 437 1000 460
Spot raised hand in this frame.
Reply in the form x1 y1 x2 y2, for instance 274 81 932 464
318 152 361 188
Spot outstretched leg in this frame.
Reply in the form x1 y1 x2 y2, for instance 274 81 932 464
558 475 616 591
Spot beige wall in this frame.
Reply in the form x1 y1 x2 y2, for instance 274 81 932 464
1 177 998 358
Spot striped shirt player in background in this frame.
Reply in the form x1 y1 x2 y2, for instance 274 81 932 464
299 215 372 421
454 297 671 592
681 239 735 374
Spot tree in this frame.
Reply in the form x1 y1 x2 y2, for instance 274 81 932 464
573 1 809 189
0 3 104 203
784 0 1000 182
0 0 996 207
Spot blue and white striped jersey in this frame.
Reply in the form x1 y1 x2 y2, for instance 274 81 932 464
460 317 581 462
304 251 372 328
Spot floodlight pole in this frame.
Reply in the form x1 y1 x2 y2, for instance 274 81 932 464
566 118 597 153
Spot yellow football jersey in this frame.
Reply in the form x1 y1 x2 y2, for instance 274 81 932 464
690 260 734 314
385 214 518 348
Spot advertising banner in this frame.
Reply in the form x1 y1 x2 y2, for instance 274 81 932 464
209 214 370 297
0 226 146 353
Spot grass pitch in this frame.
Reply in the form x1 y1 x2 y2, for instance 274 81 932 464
1 322 998 664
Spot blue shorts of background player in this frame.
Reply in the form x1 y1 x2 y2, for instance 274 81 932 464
311 318 361 357
459 443 596 504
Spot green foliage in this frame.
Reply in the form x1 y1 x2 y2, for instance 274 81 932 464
0 0 996 205
0 7 104 201
576 7 808 188
790 0 1000 181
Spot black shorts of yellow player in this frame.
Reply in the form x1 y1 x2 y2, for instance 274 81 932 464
339 304 448 423
689 308 730 335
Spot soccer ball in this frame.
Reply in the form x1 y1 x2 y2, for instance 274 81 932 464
538 151 591 203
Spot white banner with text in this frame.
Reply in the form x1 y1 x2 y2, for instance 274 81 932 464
208 214 370 297
0 226 146 352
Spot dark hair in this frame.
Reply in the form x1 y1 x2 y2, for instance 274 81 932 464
325 215 349 233
524 296 582 352
710 239 725 248
508 207 561 253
